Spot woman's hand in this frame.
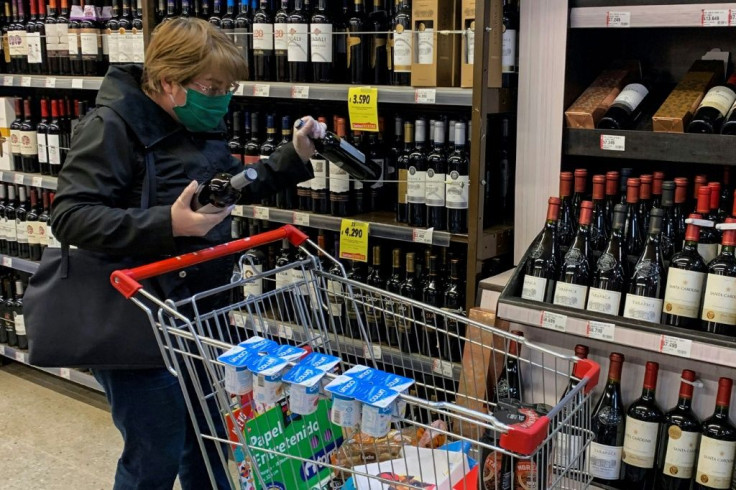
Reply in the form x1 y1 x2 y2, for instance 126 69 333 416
293 116 327 162
171 181 232 237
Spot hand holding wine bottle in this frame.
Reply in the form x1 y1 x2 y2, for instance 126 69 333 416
171 180 234 237
292 115 327 162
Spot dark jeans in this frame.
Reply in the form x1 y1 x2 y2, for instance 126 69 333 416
93 367 231 490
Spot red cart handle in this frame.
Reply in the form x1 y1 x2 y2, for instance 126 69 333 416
111 225 309 299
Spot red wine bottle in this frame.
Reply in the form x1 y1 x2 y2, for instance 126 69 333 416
708 182 723 226
662 214 707 329
382 247 402 347
693 377 736 490
420 255 441 357
554 344 589 469
619 167 633 204
700 217 736 335
364 244 384 343
407 119 427 227
272 0 288 82
446 121 469 234
688 74 736 134
588 204 629 316
673 177 688 252
554 200 593 309
624 208 666 324
491 331 523 404
425 120 447 231
660 181 677 263
397 252 421 353
521 197 560 303
591 174 610 253
390 0 411 86
692 175 708 216
191 167 257 214
622 361 664 488
310 0 333 82
395 120 413 224
440 258 465 363
558 171 576 249
252 0 274 81
605 170 620 229
287 0 309 83
695 184 719 265
625 177 645 257
655 369 700 490
598 83 650 130
639 174 653 234
572 168 587 223
652 171 664 209
329 117 352 217
589 352 626 486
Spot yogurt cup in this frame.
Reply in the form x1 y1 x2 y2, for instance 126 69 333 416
217 346 254 396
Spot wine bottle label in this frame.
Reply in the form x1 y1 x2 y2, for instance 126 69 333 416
80 30 98 56
466 29 475 65
16 30 27 56
253 23 274 51
310 23 332 63
0 217 8 241
132 30 146 63
274 22 288 51
5 218 16 241
37 221 47 246
328 163 349 193
698 243 719 265
310 158 327 190
446 172 469 209
68 32 79 56
613 83 649 112
521 275 549 302
47 134 62 165
242 264 263 297
287 23 308 62
20 130 38 156
663 268 706 319
397 168 408 205
37 132 48 164
108 32 119 64
327 279 343 317
406 167 426 203
502 29 517 72
27 221 38 245
699 86 736 117
13 313 25 336
233 27 250 61
16 220 28 244
425 169 446 206
101 32 109 56
353 178 363 190
275 269 292 289
701 273 736 325
553 281 587 309
56 25 69 56
44 24 57 54
392 28 412 71
695 435 736 489
26 32 42 64
365 295 379 322
290 268 309 296
10 129 21 154
7 30 19 57
416 28 434 64
586 287 622 315
622 416 659 468
555 432 583 469
623 293 663 323
587 442 623 480
663 427 699 479
370 159 384 189
46 226 60 248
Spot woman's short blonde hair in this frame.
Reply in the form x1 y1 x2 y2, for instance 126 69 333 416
142 17 247 95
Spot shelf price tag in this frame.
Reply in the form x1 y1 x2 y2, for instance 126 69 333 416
347 86 379 132
253 206 270 220
293 212 310 227
2 256 11 267
231 205 245 217
659 335 692 358
432 359 454 378
586 321 615 341
59 368 71 379
606 11 631 27
412 227 434 245
414 88 436 104
20 76 32 87
600 134 625 151
541 311 567 332
31 176 43 187
14 173 24 185
291 85 310 99
15 351 24 362
277 324 293 340
253 84 270 97
2 75 13 86
363 344 382 360
234 84 246 96
339 219 369 262
45 77 56 88
72 78 84 89
731 9 736 26
702 9 730 26
0 345 4 355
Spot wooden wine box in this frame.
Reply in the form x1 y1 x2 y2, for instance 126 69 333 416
411 0 461 87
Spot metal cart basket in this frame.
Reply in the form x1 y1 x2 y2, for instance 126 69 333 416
111 225 600 490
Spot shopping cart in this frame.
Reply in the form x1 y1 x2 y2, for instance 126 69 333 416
111 225 600 490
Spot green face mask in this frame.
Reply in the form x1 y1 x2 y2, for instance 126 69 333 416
172 88 232 132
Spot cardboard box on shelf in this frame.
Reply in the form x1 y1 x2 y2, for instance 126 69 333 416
0 98 15 171
460 0 475 88
411 0 460 87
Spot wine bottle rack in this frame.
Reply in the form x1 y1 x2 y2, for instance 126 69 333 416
571 2 736 28
0 344 103 392
0 75 103 91
0 254 39 274
0 170 58 191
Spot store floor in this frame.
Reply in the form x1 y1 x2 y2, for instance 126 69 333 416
0 361 182 489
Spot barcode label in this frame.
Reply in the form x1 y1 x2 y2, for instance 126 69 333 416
606 11 631 27
14 173 24 185
277 325 293 340
363 345 382 360
2 257 11 267
45 77 56 88
14 351 24 362
702 9 730 26
293 212 310 226
432 359 454 378
600 134 625 151
231 205 245 217
253 207 270 220
415 88 437 104
412 228 434 245
541 311 567 332
21 76 32 87
59 368 71 379
234 84 246 96
253 84 270 97
0 345 5 355
586 321 615 341
2 75 13 85
659 335 692 358
291 85 310 99
72 78 84 89
32 176 43 187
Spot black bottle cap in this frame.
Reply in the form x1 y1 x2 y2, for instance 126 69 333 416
612 204 627 230
649 208 664 235
661 181 675 207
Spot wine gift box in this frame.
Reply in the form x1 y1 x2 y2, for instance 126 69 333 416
652 60 724 133
411 0 461 87
0 98 15 171
460 0 475 88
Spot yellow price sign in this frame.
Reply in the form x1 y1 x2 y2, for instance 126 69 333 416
339 219 369 262
347 86 379 132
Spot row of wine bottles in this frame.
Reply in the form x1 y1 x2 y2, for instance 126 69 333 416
0 0 146 76
227 108 472 233
0 268 26 349
0 185 57 261
7 96 93 175
230 219 467 360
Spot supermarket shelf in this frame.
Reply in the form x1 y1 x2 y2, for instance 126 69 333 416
237 205 458 248
571 3 736 28
0 254 39 274
0 74 103 90
0 170 58 190
0 344 104 392
564 128 736 165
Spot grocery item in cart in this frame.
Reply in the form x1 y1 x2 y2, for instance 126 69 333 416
326 375 364 428
248 354 289 413
355 385 401 438
283 364 327 416
218 345 254 396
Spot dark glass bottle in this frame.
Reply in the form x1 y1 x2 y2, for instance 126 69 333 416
554 200 593 310
662 215 707 329
287 0 309 82
309 0 332 82
397 252 421 353
673 177 688 252
625 177 645 258
275 116 296 210
0 185 7 255
588 204 629 316
605 172 619 229
639 174 653 234
521 197 560 303
3 278 15 346
425 120 447 231
660 181 677 263
655 369 700 490
27 189 40 261
692 175 707 216
329 117 351 217
347 0 368 84
554 343 590 469
274 238 295 320
624 208 666 324
273 0 289 81
382 248 402 347
131 0 144 63
395 120 413 224
327 242 348 336
244 112 261 165
598 83 650 130
440 258 465 363
589 352 626 486
687 74 736 134
708 182 724 227
700 218 736 335
368 0 388 85
258 113 278 206
420 255 441 357
309 116 329 214
350 131 365 214
9 98 22 172
233 0 253 81
15 186 28 259
619 167 633 205
390 0 410 86
191 168 257 213
36 98 50 175
364 245 384 343
2 1 14 75
407 119 427 228
5 186 17 257
37 189 50 252
68 0 82 74
332 0 348 83
446 121 469 234
345 260 366 339
571 168 587 223
12 0 29 73
501 0 518 88
367 129 386 212
79 0 101 76
20 99 39 174
228 110 244 163
695 184 719 265
557 171 576 250
252 0 274 81
651 171 664 210
104 0 119 66
0 279 6 344
622 361 664 489
26 0 46 75
591 174 610 254
491 331 523 404
693 377 736 490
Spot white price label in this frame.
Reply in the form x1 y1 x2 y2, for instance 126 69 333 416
14 351 24 362
253 84 270 97
234 84 246 96
72 78 84 89
14 173 24 185
0 172 5 182
363 344 382 360
59 368 71 379
253 206 270 220
731 9 736 26
231 205 245 217
586 321 615 341
31 176 43 187
2 75 13 86
606 11 631 27
45 77 56 88
254 320 267 333
600 134 626 151
291 85 310 99
277 324 293 340
2 256 11 267
541 310 567 332
230 312 246 328
702 9 730 26
415 88 437 104
412 228 434 245
432 359 454 378
0 345 4 355
21 76 32 87
293 212 310 226
659 335 692 358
